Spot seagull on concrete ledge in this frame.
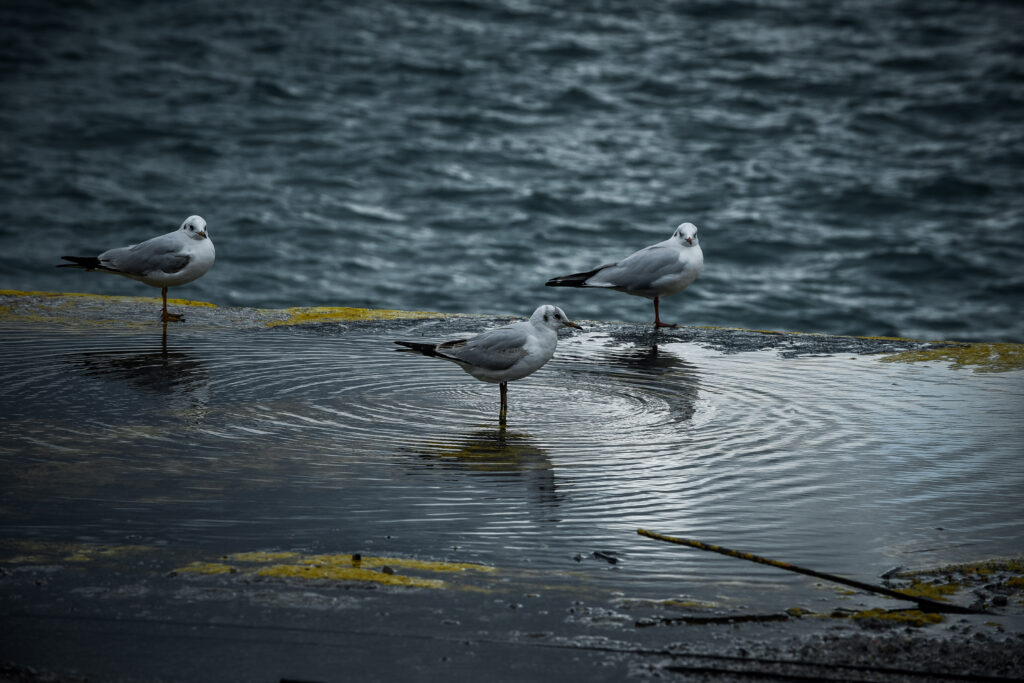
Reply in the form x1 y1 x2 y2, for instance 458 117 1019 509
58 215 215 322
546 222 703 328
395 304 581 411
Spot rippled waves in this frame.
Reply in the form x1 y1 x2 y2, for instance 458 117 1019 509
2 321 1021 590
2 1 1023 342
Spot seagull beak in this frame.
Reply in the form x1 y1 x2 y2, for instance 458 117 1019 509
198 230 208 238
685 237 693 245
565 321 582 330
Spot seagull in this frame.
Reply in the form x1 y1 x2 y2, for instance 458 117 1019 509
58 215 216 322
546 222 703 328
395 304 581 411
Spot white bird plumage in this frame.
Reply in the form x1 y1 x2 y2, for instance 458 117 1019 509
395 304 581 410
59 215 215 322
546 222 703 328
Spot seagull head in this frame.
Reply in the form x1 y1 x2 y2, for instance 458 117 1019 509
531 304 582 331
181 215 209 240
673 222 698 247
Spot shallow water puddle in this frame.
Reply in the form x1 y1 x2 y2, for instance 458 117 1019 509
1 318 1022 616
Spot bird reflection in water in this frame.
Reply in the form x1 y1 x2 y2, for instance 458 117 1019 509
412 422 560 509
564 331 701 423
609 341 687 374
72 323 210 420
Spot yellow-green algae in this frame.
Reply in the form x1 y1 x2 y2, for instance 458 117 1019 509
265 305 452 327
847 608 944 626
256 564 445 588
175 562 238 575
880 342 1024 373
229 551 300 563
783 606 943 626
0 539 153 565
1 290 458 328
295 553 496 574
896 559 1024 581
896 578 960 602
220 550 494 574
0 289 216 310
888 559 1024 609
698 323 1024 373
172 551 495 590
0 289 216 327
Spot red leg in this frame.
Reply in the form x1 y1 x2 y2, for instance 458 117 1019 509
161 286 183 322
653 297 676 328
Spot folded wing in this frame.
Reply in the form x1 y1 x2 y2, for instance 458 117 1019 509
101 235 190 276
586 243 681 295
444 324 530 371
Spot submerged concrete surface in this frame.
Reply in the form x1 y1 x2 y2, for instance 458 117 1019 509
1 290 1023 682
0 289 456 329
2 289 1021 370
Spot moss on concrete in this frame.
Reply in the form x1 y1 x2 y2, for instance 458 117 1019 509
0 289 216 310
897 578 960 602
0 289 216 327
0 539 154 565
255 563 446 588
0 290 448 328
890 559 1024 611
293 552 496 574
896 559 1024 580
174 562 238 575
228 551 299 563
171 550 495 590
880 342 1024 373
265 305 451 327
846 608 945 626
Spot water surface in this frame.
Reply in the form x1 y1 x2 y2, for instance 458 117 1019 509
2 318 1021 606
1 0 1022 341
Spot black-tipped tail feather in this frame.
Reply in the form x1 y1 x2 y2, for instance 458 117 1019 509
394 340 441 356
545 264 610 288
395 339 467 363
58 256 104 270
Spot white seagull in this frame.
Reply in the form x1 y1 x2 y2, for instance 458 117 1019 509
546 222 703 328
395 304 581 410
59 215 216 322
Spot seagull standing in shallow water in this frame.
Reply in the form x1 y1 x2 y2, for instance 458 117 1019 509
395 304 581 411
546 222 703 328
58 215 215 322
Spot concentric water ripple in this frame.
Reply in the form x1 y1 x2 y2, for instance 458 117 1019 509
1 321 1022 593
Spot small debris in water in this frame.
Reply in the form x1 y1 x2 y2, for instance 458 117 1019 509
880 566 903 580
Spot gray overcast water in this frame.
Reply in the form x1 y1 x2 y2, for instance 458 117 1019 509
2 0 1023 341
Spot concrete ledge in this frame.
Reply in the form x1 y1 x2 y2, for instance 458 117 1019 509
2 289 1022 372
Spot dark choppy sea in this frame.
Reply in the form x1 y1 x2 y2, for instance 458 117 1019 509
2 0 1022 342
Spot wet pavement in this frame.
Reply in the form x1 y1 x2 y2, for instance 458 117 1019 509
1 291 1023 682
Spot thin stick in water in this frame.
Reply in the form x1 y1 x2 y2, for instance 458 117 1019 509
636 528 981 615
